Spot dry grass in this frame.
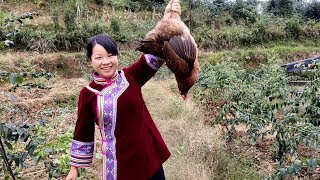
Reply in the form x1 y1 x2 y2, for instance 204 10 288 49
0 51 89 76
142 77 224 180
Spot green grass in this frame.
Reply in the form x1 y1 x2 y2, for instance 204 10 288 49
204 44 320 67
213 153 263 180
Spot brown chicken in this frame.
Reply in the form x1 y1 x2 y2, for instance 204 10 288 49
136 0 199 99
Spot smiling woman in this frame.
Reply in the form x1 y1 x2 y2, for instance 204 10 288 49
90 44 119 79
89 37 119 79
65 33 171 180
65 2 184 179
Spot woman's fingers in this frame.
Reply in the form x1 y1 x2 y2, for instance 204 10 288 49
164 0 180 17
171 2 181 14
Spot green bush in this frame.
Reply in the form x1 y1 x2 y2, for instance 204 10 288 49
301 20 320 38
230 0 257 25
285 17 302 38
194 57 320 179
110 17 121 33
81 20 108 36
64 7 77 31
54 30 89 51
193 26 215 49
107 0 126 9
251 20 267 43
108 17 133 43
51 9 60 32
13 28 55 52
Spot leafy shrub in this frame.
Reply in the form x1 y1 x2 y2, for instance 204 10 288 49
301 20 320 38
230 0 257 25
0 119 48 179
51 9 61 32
0 12 39 49
107 0 127 9
13 28 55 52
64 7 77 31
285 17 302 38
193 26 215 49
266 0 295 17
303 1 320 21
251 20 267 43
108 17 131 43
54 30 88 51
81 20 108 36
194 57 320 179
110 17 121 33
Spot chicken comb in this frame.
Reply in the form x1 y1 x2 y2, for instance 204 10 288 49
168 35 196 65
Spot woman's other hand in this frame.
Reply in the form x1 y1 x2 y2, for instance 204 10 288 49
66 166 78 180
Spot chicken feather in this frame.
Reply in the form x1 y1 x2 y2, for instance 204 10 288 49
136 0 199 99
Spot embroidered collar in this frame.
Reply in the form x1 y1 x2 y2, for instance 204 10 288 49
92 71 119 86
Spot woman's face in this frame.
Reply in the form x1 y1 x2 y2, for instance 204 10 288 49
91 44 119 79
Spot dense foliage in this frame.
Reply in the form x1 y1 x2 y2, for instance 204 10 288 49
195 57 320 179
2 0 320 52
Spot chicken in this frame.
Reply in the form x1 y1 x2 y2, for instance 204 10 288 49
136 0 199 99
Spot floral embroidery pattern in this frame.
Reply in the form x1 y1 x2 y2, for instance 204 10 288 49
98 71 129 180
70 140 94 167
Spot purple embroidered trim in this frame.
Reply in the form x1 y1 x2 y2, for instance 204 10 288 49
70 140 94 167
99 71 129 180
71 140 94 155
145 54 164 70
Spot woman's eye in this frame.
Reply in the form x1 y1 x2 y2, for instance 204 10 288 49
95 57 102 60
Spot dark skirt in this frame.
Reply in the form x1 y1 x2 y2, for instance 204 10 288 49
149 165 165 180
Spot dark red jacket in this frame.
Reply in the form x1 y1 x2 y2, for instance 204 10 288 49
70 54 170 180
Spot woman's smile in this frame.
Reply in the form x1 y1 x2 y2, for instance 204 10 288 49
90 44 119 79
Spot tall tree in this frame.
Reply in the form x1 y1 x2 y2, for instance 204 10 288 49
230 0 257 24
266 0 295 16
304 0 320 20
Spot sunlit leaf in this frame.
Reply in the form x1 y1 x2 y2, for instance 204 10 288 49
4 40 14 46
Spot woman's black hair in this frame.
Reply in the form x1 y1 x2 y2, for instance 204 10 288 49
86 34 119 60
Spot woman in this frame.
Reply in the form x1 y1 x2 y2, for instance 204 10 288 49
66 2 181 178
65 33 170 180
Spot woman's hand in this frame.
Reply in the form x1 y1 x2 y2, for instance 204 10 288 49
164 0 181 18
66 166 78 180
171 0 181 14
